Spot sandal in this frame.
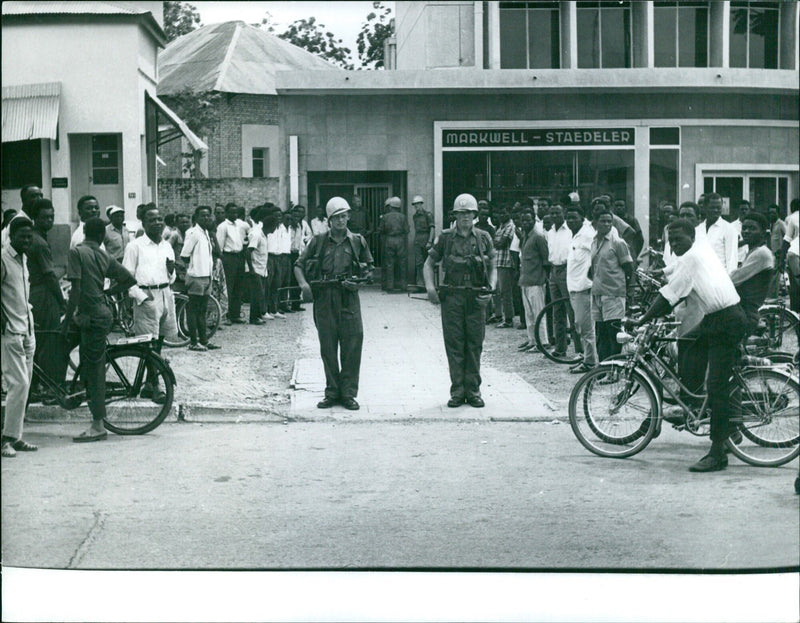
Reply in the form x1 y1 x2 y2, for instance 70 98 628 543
1 442 16 458
72 430 108 443
12 439 38 452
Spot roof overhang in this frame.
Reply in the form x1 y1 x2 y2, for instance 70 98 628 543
275 68 800 96
146 92 208 152
1 82 61 142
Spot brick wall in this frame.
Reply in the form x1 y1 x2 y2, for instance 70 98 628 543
157 177 281 213
158 93 280 179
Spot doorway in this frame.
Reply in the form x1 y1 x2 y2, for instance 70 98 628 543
69 133 124 219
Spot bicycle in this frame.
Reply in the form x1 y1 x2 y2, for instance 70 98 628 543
29 332 176 435
757 295 799 357
163 292 222 348
533 297 583 364
568 317 799 467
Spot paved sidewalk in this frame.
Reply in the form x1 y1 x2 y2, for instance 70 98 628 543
290 288 557 422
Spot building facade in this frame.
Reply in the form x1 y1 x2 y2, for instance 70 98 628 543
276 0 799 266
1 0 204 230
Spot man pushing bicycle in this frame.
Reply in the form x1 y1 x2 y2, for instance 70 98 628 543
630 218 747 472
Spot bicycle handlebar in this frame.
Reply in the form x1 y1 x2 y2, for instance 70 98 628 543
437 285 496 295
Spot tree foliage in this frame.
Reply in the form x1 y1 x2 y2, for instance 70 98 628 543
160 88 222 177
278 17 354 70
356 2 393 69
163 1 201 42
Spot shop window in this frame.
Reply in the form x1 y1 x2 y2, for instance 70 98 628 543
91 134 120 185
703 173 791 217
730 1 779 69
577 1 632 68
499 2 561 69
252 148 269 178
653 2 708 67
649 149 679 243
1 140 42 189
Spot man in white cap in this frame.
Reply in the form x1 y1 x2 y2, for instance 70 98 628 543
294 197 374 411
380 196 408 292
104 205 130 262
424 193 496 408
411 195 434 290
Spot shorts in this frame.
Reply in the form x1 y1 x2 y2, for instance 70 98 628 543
185 275 212 297
591 294 626 322
133 287 179 340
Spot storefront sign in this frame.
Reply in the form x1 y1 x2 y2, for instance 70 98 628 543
51 177 68 188
443 128 635 147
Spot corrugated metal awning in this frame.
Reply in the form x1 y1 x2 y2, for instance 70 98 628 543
146 92 208 152
2 82 61 142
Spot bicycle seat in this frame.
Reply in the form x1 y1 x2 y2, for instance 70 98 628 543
762 298 781 305
114 334 154 345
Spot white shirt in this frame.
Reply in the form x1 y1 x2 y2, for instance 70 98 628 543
247 222 269 277
290 221 312 253
180 225 213 278
789 236 799 259
274 223 292 254
509 231 520 253
783 211 799 243
70 223 86 249
235 218 251 245
664 223 706 266
123 235 175 304
659 241 740 316
546 222 572 266
700 218 738 274
310 217 329 236
567 221 596 293
216 219 244 253
731 218 747 265
266 228 281 255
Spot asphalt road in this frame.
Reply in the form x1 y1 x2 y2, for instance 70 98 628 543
3 420 798 570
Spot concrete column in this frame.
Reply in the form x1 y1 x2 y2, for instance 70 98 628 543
632 1 653 68
561 1 577 69
121 130 141 218
487 1 500 69
779 1 798 70
709 1 729 68
634 127 650 249
474 0 484 69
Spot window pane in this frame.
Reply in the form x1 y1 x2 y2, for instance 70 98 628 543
527 9 559 68
730 7 749 67
253 159 264 178
577 149 635 212
679 6 707 67
92 150 118 168
750 177 777 211
443 152 489 208
500 8 527 68
490 150 574 206
653 6 677 67
749 6 779 69
714 177 744 215
650 149 679 243
601 7 630 68
650 127 680 145
577 7 600 68
778 177 788 212
252 148 264 160
92 134 117 151
703 177 714 195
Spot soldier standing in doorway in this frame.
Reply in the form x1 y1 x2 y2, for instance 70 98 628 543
411 195 435 290
380 196 409 293
424 194 496 408
295 197 374 411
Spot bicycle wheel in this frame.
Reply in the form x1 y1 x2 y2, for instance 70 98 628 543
727 367 799 467
163 293 190 348
178 294 221 341
118 296 135 336
568 364 658 458
102 348 174 435
758 306 799 355
534 297 583 364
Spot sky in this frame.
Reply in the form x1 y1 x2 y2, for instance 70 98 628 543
192 2 395 64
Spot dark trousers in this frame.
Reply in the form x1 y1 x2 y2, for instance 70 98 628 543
249 274 267 321
497 267 516 321
288 251 301 309
441 292 487 400
548 267 569 352
278 254 292 310
63 316 113 421
789 269 799 314
595 321 622 362
221 252 245 321
383 235 407 291
413 241 428 286
30 285 62 388
678 304 747 443
266 255 282 314
513 283 524 325
313 286 363 399
186 294 209 345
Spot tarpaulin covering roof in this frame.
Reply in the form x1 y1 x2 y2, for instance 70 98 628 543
158 21 338 96
2 82 61 142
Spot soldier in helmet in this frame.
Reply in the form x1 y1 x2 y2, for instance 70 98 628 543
411 195 434 290
380 196 408 293
424 194 497 408
294 197 374 411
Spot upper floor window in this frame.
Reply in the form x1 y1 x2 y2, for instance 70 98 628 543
1 140 42 190
499 2 561 69
252 148 269 178
577 1 632 68
653 2 709 67
730 1 779 69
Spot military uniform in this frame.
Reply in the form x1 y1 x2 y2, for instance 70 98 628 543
296 230 373 402
428 226 495 402
380 208 408 291
412 208 434 286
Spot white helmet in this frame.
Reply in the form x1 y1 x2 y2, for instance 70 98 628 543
326 197 351 219
412 195 424 205
452 193 478 213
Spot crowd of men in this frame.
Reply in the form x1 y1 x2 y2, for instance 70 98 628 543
2 181 798 470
